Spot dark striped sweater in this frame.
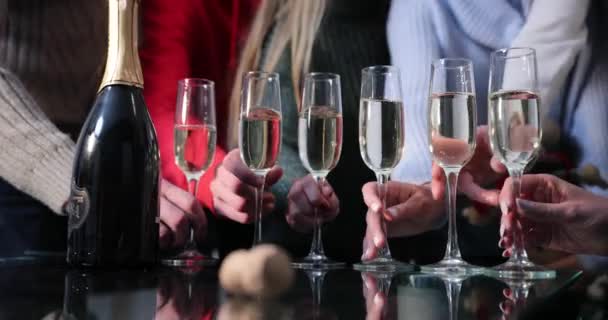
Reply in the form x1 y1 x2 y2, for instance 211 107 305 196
0 0 106 213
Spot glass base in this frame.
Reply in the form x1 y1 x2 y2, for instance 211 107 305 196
353 257 414 273
292 254 345 270
161 250 218 268
420 257 484 277
487 258 556 279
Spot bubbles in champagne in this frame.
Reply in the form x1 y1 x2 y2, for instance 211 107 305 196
239 108 282 174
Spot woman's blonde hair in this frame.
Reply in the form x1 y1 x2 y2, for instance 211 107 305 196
227 0 327 148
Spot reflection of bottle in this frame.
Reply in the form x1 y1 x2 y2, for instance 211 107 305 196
62 271 90 320
62 270 158 319
67 0 159 267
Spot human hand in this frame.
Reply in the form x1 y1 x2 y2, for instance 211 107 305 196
285 175 339 233
431 126 507 206
159 179 207 250
499 174 608 256
361 181 444 261
210 149 282 224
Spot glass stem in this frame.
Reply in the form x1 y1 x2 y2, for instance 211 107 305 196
444 169 462 260
508 169 528 263
252 174 267 246
187 178 198 195
185 179 199 251
376 173 392 259
309 175 327 259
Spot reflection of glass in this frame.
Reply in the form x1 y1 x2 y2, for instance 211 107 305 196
355 66 412 273
62 270 157 319
309 270 326 319
298 270 339 320
488 47 555 279
361 271 398 319
442 276 465 320
239 71 282 246
162 78 218 267
293 73 344 270
498 280 534 320
423 58 483 276
155 270 216 320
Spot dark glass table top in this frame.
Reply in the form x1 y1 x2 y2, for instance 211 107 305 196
0 257 604 320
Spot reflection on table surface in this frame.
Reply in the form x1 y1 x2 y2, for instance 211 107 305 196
0 260 602 320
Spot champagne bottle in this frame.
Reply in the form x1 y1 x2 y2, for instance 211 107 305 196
67 0 160 267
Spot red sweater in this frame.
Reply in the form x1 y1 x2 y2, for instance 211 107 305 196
140 0 259 209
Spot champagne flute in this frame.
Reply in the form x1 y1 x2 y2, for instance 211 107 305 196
488 47 555 279
292 73 344 269
162 78 218 267
354 65 412 273
239 71 282 246
422 58 483 275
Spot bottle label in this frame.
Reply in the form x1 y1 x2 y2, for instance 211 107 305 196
66 181 90 233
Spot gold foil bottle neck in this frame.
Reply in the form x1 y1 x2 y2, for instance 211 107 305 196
99 0 144 91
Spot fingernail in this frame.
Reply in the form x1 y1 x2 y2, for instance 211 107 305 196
374 293 384 306
502 250 510 258
373 235 383 247
371 202 381 212
500 200 508 214
387 208 398 218
362 248 369 260
498 238 505 249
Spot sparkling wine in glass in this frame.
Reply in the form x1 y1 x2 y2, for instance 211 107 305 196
162 78 218 267
488 47 555 279
239 71 282 246
422 58 484 276
292 73 344 269
354 65 413 273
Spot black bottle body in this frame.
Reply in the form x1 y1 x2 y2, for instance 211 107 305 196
67 85 160 267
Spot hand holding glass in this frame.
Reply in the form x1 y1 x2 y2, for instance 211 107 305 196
488 47 555 279
239 71 282 246
162 78 217 267
292 73 344 269
423 58 483 275
355 65 412 273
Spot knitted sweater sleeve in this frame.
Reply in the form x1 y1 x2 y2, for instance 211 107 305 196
0 67 74 214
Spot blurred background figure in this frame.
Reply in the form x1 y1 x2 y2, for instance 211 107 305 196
212 0 392 262
140 0 260 255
